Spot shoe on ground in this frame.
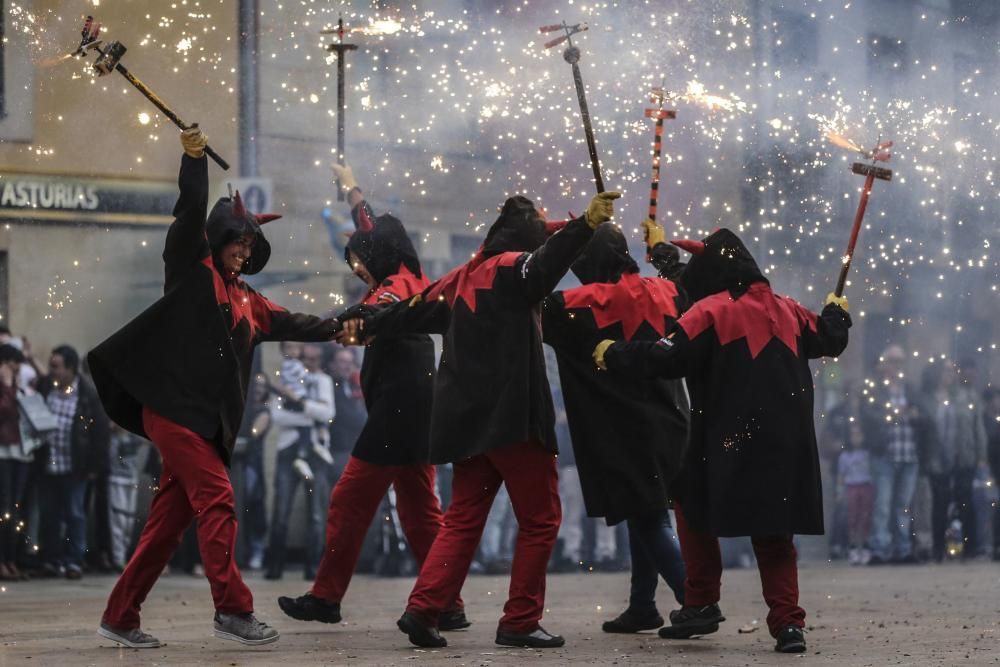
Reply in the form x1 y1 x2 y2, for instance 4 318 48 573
278 593 342 624
602 608 664 633
213 612 280 645
65 565 83 580
439 609 471 631
397 611 447 648
292 458 314 481
659 603 725 639
98 623 161 648
847 548 860 565
859 548 872 565
264 569 283 581
774 625 806 653
496 626 565 648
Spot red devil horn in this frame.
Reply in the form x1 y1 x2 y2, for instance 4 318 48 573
671 239 705 255
357 204 374 232
256 213 282 225
232 190 247 218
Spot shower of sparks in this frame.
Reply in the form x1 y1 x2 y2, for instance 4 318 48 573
4 0 999 370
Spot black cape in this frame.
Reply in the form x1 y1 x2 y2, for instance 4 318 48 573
605 228 851 536
543 224 690 525
88 155 338 465
343 208 435 465
368 203 595 463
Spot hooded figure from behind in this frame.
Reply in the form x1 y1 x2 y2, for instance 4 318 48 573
542 223 689 527
596 226 852 647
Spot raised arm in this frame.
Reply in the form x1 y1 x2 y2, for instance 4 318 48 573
497 192 621 304
163 129 211 291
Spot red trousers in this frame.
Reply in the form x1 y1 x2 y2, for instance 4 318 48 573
407 441 561 633
312 455 461 610
675 505 804 638
102 408 253 629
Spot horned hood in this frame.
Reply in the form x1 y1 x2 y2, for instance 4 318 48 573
205 190 280 275
570 224 638 284
673 228 767 302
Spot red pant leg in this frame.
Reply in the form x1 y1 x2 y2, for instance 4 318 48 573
312 456 397 602
487 441 561 633
392 464 463 611
674 505 723 607
102 462 194 629
751 535 804 637
407 454 502 623
147 408 253 615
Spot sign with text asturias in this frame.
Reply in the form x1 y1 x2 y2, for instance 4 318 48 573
0 173 177 226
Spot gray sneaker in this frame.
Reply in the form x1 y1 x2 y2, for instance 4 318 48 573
213 612 280 645
98 623 161 648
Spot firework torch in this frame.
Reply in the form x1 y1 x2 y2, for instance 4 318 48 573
72 16 230 170
541 21 605 193
322 16 359 201
835 139 893 297
643 86 676 262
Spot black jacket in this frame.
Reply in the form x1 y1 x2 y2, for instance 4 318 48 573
605 228 851 536
543 224 690 525
37 375 111 477
88 155 338 465
343 206 435 465
367 215 596 464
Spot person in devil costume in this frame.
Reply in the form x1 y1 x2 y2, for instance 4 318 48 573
593 224 851 654
340 190 621 649
277 164 467 630
88 128 341 649
540 221 689 635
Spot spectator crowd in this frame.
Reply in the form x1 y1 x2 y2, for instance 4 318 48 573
1 327 997 584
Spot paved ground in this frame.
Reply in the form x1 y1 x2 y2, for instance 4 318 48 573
1 561 998 666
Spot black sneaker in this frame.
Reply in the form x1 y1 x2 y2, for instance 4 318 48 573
439 609 471 631
277 593 342 624
97 623 161 648
397 611 447 648
602 608 664 633
658 603 725 639
774 625 806 653
495 626 565 648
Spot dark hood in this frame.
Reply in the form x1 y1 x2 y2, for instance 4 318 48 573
345 213 422 283
676 228 767 302
570 223 639 284
206 197 272 275
480 196 547 258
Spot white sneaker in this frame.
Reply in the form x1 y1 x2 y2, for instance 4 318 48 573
859 548 872 565
847 548 860 565
293 458 314 480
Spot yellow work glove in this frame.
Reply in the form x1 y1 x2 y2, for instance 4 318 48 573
824 292 849 312
180 126 207 159
593 339 615 371
332 163 358 192
585 191 622 229
641 218 666 248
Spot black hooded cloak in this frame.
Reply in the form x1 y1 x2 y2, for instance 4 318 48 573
342 205 434 465
88 155 338 464
542 224 690 524
604 228 851 536
362 197 596 463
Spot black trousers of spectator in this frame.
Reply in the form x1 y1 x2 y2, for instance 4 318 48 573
930 469 976 561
